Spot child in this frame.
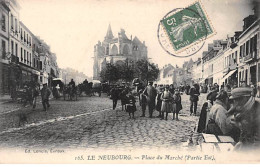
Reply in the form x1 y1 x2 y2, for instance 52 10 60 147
126 91 136 119
172 90 182 120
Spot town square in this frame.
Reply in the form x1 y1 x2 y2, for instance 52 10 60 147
0 0 260 163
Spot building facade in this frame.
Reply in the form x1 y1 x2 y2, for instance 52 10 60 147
93 24 148 80
0 0 60 94
0 0 10 93
237 15 259 87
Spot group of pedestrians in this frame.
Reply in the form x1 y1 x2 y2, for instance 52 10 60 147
110 85 137 119
110 82 182 120
23 82 52 111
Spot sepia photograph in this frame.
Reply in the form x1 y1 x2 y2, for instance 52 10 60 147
0 0 260 164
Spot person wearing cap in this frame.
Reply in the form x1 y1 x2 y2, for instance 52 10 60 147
207 90 233 135
189 83 200 116
40 83 51 111
143 81 157 118
227 87 260 151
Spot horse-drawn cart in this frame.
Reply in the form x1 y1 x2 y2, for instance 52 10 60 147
63 85 78 101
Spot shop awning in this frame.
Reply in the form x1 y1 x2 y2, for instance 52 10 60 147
222 69 237 82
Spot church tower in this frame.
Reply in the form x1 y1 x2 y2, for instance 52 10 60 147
93 24 147 80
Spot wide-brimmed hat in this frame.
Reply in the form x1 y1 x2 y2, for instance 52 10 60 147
229 87 252 100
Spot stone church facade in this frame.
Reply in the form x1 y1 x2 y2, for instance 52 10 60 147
93 24 148 80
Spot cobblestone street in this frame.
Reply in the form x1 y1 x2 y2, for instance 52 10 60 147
0 93 206 151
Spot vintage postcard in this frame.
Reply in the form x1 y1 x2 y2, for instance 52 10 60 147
0 0 260 164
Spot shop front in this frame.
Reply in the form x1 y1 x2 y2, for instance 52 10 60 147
20 64 40 87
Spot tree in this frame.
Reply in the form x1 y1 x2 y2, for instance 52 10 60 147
100 59 159 85
100 63 120 83
116 59 135 82
135 59 159 84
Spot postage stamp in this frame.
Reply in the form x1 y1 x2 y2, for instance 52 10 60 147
158 1 216 57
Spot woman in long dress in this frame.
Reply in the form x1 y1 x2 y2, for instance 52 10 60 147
160 85 173 121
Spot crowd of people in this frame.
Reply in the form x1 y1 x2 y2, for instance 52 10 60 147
109 81 184 120
12 78 260 151
109 80 260 151
197 84 260 151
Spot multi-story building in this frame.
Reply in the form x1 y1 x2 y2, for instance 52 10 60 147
19 21 41 84
221 33 240 87
237 14 259 87
31 34 41 82
93 24 148 80
156 64 175 85
201 40 224 85
37 38 58 86
0 0 10 93
172 59 193 86
191 58 203 84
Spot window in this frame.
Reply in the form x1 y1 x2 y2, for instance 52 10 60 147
11 41 14 55
243 43 246 57
239 72 241 83
1 40 6 59
240 46 243 58
27 34 29 44
39 61 42 70
21 48 23 61
246 40 249 56
29 53 31 66
1 14 6 31
20 28 23 40
11 14 13 30
235 51 237 63
15 18 17 32
23 31 26 42
254 35 257 53
27 52 29 64
15 43 18 57
24 50 26 63
245 69 248 84
250 37 254 54
33 58 35 67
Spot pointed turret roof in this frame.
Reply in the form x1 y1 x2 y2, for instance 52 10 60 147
105 24 114 40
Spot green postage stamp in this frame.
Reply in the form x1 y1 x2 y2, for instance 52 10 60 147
161 1 215 52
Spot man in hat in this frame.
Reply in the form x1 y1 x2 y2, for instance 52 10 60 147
110 85 120 110
41 83 51 111
143 81 157 118
227 87 260 151
189 83 200 116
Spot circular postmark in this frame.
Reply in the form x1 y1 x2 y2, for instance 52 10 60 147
157 5 210 58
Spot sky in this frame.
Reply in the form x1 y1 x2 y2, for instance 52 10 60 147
19 0 254 77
